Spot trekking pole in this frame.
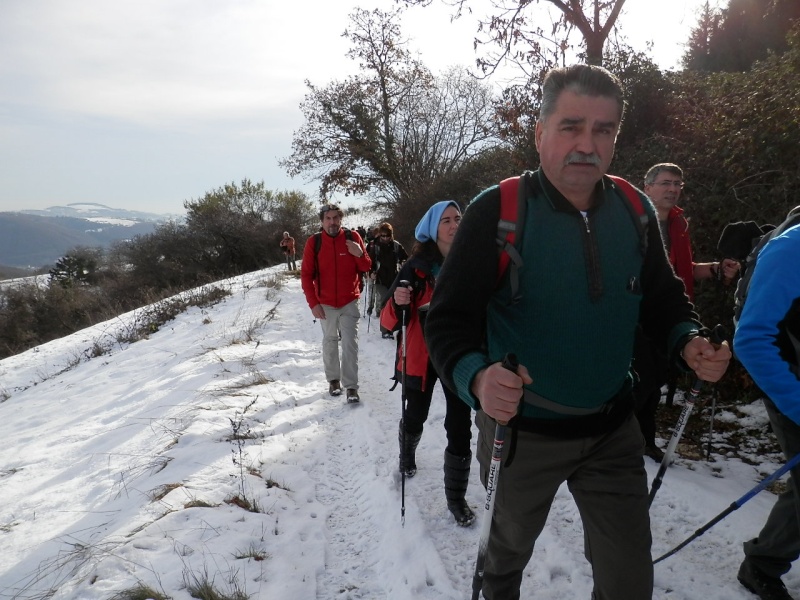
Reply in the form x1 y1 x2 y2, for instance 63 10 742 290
367 280 373 333
471 353 519 600
649 325 726 507
648 378 702 506
705 327 732 460
654 451 800 564
705 391 718 461
399 280 410 526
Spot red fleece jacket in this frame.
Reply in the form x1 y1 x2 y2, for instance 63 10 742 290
666 205 695 301
301 229 371 309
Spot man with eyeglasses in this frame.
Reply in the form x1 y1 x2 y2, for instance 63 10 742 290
633 163 740 461
301 204 371 402
644 163 739 295
365 222 408 338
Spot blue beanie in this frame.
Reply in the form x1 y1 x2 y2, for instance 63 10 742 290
414 200 460 243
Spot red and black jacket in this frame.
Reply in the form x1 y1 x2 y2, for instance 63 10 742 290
380 255 439 392
300 228 371 309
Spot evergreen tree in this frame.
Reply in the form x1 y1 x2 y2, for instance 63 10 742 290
683 0 800 72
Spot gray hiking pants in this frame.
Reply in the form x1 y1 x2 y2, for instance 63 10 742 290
743 397 800 577
366 282 388 315
475 410 653 600
319 300 359 390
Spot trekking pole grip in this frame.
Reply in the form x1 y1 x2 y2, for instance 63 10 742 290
709 323 728 347
398 279 411 320
496 353 519 426
687 324 729 398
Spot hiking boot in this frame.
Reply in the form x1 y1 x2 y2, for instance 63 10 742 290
329 380 342 396
382 332 393 339
444 450 476 527
644 444 665 462
738 559 795 599
346 388 360 403
398 420 422 478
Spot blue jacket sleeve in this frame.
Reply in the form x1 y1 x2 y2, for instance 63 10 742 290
734 226 800 423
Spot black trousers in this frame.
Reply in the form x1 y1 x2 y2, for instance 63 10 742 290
632 326 668 447
403 361 472 457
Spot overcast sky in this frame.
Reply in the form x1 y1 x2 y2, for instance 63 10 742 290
0 0 718 215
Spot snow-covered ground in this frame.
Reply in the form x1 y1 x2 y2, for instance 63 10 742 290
0 274 49 292
0 262 794 599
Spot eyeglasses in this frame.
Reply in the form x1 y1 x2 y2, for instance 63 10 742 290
653 180 684 189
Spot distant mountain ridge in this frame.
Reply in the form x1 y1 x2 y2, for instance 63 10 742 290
20 202 181 223
0 204 179 269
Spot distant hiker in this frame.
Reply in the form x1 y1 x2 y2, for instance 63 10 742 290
279 231 297 271
367 222 408 338
380 201 475 527
356 225 368 241
734 213 800 600
425 64 731 600
633 162 740 462
367 226 380 245
301 204 371 403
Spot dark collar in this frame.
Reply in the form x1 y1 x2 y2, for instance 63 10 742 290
535 168 608 214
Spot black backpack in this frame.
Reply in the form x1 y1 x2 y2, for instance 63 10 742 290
727 206 800 325
369 240 405 286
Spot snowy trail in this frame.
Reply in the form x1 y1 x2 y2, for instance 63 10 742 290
303 290 470 599
0 265 790 599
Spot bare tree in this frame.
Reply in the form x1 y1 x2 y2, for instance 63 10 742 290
280 7 500 214
398 0 627 68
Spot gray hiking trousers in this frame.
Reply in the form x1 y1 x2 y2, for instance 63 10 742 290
475 410 653 600
366 282 388 315
318 300 360 390
743 397 800 577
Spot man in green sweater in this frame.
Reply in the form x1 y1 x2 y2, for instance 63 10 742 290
425 64 732 600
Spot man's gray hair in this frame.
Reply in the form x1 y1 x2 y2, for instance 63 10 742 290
539 64 626 124
318 203 343 221
644 163 683 186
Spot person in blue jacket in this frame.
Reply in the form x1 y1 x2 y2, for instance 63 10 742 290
734 219 800 600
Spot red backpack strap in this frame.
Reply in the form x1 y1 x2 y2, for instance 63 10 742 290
496 174 528 302
608 175 649 256
496 176 520 283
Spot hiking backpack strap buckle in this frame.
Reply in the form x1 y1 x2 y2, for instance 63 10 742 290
496 172 529 303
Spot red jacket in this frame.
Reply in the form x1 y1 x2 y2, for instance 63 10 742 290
280 236 296 254
301 229 371 309
665 205 695 301
380 257 437 392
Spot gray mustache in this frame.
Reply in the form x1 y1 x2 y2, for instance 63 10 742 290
565 153 601 166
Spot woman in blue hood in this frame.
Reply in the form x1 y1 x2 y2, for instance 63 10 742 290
380 200 475 526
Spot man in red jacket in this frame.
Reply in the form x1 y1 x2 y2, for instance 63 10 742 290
634 162 740 460
301 204 371 403
644 163 739 300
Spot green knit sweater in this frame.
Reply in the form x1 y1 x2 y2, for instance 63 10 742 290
426 169 701 420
